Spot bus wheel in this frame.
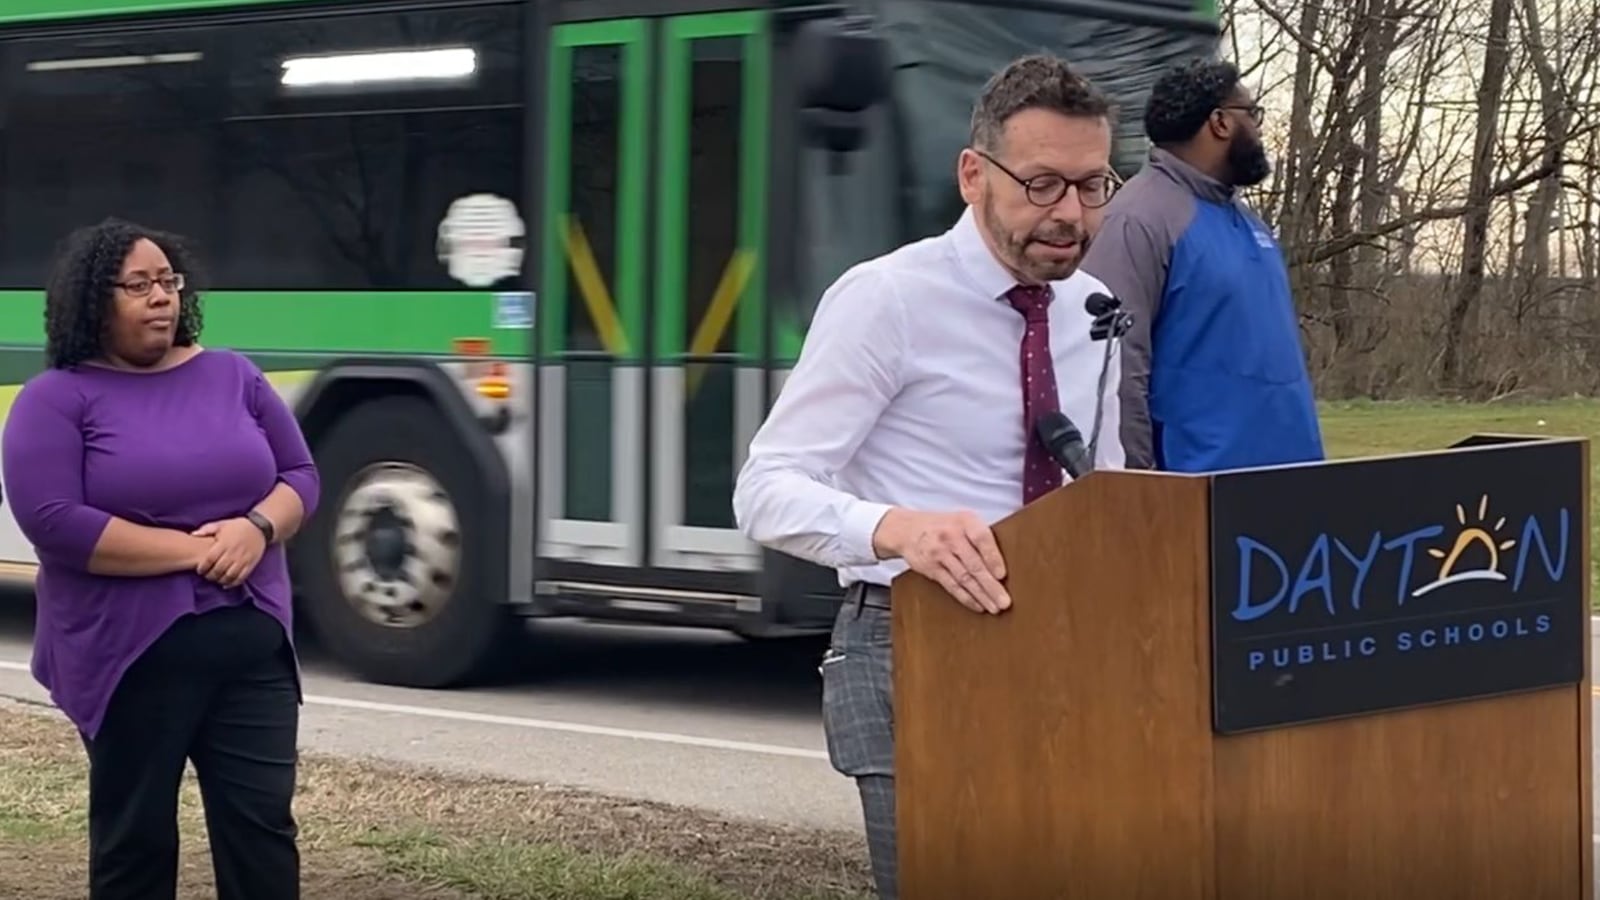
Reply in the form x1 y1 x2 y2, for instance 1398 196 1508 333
294 395 516 688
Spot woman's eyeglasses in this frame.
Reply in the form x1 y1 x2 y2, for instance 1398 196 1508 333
113 273 186 298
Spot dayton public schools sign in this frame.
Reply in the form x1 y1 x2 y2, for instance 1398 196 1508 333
1207 437 1585 734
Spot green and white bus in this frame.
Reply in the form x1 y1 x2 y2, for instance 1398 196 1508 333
0 0 1217 687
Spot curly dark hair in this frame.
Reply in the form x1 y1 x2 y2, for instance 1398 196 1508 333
44 217 205 369
1143 57 1243 147
970 53 1114 152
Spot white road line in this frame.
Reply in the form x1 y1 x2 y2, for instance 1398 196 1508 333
0 660 829 762
2 619 1599 763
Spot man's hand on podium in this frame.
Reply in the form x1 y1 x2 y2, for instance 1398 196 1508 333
871 508 1011 614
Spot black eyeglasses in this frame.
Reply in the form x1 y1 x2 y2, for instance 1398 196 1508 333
113 273 185 298
1218 104 1264 125
976 151 1121 209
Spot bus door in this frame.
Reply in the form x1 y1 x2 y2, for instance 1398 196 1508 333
539 10 769 580
647 11 769 575
537 17 651 570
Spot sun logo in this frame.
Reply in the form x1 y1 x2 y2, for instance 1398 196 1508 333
1411 493 1517 598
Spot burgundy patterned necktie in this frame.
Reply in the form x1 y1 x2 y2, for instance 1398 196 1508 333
1006 283 1064 505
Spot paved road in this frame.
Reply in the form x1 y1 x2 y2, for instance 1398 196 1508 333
0 591 861 832
2 592 1600 846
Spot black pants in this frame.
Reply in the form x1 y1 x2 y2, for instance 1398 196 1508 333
83 604 301 900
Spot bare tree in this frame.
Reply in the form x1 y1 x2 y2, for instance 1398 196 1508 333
1439 0 1514 387
1224 0 1599 398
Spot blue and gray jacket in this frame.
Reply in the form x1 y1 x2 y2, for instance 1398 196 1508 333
1080 148 1325 473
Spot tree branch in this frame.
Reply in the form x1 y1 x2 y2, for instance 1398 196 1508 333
1290 162 1558 266
1289 111 1600 268
1249 0 1339 75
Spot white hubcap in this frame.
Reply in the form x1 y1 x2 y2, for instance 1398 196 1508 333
333 462 461 627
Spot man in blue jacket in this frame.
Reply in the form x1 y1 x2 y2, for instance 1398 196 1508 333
1080 58 1324 473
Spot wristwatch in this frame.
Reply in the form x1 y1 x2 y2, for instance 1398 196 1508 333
246 510 276 544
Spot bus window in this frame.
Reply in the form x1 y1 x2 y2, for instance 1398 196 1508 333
0 5 525 294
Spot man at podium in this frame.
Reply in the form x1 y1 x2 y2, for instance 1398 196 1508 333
733 55 1127 899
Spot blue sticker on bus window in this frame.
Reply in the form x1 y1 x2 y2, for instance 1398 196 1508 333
494 292 534 329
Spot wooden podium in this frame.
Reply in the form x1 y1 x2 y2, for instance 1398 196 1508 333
892 434 1593 899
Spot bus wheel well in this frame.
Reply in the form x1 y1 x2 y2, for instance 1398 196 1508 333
298 377 431 452
292 360 510 501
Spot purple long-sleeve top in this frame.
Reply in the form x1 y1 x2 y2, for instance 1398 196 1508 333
0 348 320 739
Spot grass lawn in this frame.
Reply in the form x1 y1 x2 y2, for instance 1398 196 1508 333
0 699 871 900
1318 397 1598 608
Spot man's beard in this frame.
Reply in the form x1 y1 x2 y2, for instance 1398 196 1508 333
981 193 1089 283
1227 134 1272 188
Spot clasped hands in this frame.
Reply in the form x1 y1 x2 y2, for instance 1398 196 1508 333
190 517 267 589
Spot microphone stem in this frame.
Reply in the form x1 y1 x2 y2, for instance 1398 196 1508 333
1086 330 1118 468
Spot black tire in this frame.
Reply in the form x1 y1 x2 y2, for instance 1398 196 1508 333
291 394 518 688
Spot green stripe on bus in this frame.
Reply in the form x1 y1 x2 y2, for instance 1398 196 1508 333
0 291 526 356
0 342 454 381
0 347 452 396
0 0 326 24
776 317 806 364
0 368 319 424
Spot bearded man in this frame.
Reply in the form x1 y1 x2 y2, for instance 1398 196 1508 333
1080 58 1325 473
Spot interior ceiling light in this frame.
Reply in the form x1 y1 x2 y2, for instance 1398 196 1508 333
280 47 477 87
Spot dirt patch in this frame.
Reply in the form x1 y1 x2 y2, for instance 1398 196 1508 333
0 698 872 899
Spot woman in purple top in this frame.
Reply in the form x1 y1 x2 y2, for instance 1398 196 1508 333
0 218 319 900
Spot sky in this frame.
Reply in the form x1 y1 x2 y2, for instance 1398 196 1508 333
1221 0 1597 277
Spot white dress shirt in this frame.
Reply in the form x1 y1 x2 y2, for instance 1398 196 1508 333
732 207 1126 588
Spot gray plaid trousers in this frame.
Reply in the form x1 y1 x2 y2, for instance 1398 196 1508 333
819 585 897 900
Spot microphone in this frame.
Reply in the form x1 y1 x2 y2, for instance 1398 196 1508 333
1085 292 1119 317
1035 410 1092 480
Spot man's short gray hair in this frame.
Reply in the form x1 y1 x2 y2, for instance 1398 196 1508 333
969 53 1113 152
